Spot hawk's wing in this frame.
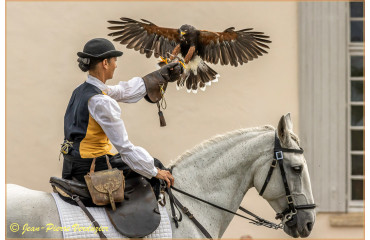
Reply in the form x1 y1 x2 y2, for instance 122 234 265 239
107 18 180 58
197 27 271 67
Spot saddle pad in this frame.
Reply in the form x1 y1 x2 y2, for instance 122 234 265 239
51 193 172 239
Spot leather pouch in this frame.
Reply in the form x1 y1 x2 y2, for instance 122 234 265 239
84 155 124 211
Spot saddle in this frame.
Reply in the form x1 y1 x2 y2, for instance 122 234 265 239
106 176 161 238
50 176 161 238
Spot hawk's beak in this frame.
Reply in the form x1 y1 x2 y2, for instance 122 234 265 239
180 31 186 36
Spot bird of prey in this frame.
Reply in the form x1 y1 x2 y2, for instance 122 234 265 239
107 17 271 93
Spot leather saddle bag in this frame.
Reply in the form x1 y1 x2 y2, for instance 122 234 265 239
84 155 124 211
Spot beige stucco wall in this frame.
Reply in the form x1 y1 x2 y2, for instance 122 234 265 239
6 1 299 190
5 1 363 239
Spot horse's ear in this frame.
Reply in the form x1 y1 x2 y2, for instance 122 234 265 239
277 114 291 145
284 113 293 131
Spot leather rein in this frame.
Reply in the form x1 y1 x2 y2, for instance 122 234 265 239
164 131 316 239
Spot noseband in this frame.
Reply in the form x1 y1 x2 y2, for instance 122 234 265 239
259 132 316 227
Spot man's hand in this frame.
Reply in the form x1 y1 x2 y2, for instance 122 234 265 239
155 168 175 188
158 62 183 82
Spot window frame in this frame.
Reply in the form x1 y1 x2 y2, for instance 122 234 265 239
347 1 364 211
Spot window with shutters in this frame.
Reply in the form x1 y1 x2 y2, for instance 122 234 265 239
298 1 364 212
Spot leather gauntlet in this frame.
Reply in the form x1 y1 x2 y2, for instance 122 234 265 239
143 62 182 103
142 62 182 127
142 71 168 103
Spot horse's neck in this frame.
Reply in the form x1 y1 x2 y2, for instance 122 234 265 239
170 127 274 238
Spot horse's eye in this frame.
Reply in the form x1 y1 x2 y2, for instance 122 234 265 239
292 166 303 174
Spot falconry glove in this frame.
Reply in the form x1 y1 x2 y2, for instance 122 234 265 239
143 62 182 103
143 62 183 127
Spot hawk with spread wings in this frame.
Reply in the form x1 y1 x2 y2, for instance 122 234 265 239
107 18 271 93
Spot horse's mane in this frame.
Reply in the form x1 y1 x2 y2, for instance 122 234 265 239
169 125 275 167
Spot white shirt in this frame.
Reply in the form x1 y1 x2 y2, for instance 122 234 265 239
86 75 158 179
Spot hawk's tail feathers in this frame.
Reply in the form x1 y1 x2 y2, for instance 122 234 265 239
176 62 220 93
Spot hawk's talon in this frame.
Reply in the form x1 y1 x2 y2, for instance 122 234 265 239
159 56 169 65
160 56 186 69
178 60 186 69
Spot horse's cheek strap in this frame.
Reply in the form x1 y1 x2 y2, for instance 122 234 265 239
259 159 277 196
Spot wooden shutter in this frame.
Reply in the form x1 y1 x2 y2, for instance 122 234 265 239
298 2 347 212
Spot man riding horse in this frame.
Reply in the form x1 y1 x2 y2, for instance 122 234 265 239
60 38 180 195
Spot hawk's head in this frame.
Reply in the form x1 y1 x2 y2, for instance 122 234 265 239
179 25 197 44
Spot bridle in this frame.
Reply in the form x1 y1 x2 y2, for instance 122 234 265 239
259 132 316 227
164 131 316 239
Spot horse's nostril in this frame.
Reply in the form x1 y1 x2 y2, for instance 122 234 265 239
307 222 313 231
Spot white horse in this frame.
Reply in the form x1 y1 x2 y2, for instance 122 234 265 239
6 114 315 238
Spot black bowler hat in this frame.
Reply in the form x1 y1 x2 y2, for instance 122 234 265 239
77 38 123 59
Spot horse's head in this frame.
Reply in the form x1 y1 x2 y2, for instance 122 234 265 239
254 113 316 238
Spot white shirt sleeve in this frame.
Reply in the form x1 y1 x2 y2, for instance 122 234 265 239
106 77 147 103
88 94 158 179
